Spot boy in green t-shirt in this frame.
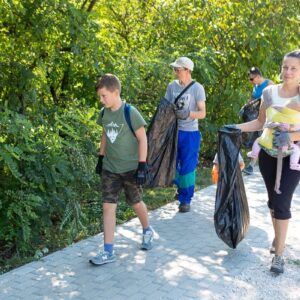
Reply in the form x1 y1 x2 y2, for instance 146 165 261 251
89 74 154 266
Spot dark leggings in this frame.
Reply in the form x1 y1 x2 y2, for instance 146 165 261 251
259 149 300 219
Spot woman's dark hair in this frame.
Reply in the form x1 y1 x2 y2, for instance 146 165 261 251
284 49 300 60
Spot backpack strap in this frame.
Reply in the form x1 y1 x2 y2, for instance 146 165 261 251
124 103 136 137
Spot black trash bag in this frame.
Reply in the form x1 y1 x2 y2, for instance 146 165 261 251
239 99 261 122
214 127 250 249
239 99 261 148
242 131 261 149
145 97 178 188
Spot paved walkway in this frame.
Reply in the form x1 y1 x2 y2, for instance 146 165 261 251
1 169 300 300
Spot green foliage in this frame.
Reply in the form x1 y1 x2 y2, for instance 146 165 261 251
0 0 299 272
0 106 100 262
2 190 42 249
0 0 101 113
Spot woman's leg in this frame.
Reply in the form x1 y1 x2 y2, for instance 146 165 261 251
274 219 289 256
258 150 277 217
260 150 300 273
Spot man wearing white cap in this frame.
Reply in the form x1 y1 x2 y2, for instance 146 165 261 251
165 56 206 212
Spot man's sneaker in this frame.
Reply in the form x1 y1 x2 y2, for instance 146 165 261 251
141 229 154 250
178 203 190 213
89 250 116 266
270 255 284 274
270 238 275 254
243 165 253 175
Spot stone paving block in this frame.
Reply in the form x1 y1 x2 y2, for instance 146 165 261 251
93 270 115 282
0 297 21 300
138 282 163 295
76 287 105 299
119 283 143 296
10 265 37 276
94 286 123 298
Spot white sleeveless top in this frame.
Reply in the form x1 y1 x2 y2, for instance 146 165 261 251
270 85 300 107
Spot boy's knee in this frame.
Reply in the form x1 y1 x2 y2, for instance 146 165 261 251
132 200 145 209
103 202 117 213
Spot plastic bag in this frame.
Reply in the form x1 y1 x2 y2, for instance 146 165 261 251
145 97 178 187
214 127 250 249
239 99 261 148
239 99 261 122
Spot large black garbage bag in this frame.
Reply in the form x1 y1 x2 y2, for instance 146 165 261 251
239 99 261 148
145 98 178 187
242 131 261 149
214 127 250 249
239 99 261 122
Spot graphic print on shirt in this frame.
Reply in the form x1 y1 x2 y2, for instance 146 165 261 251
174 93 191 109
105 121 124 143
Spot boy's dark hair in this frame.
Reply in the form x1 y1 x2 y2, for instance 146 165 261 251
248 67 262 77
95 74 121 93
284 49 300 60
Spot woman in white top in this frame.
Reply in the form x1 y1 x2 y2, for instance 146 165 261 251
228 49 300 274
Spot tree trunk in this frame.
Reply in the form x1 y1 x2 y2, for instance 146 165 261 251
87 0 98 12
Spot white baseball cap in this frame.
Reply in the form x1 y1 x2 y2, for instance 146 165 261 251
170 57 194 71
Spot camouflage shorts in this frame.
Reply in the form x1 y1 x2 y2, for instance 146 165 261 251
101 169 142 205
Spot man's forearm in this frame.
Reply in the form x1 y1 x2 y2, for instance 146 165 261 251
189 110 206 119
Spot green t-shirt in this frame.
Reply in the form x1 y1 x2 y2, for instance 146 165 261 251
97 102 147 173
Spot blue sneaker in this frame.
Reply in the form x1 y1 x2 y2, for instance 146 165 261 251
141 229 154 250
89 250 116 266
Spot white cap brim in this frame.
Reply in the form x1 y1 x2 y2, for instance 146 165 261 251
170 62 181 68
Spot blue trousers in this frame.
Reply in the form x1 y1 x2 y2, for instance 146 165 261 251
174 130 201 204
